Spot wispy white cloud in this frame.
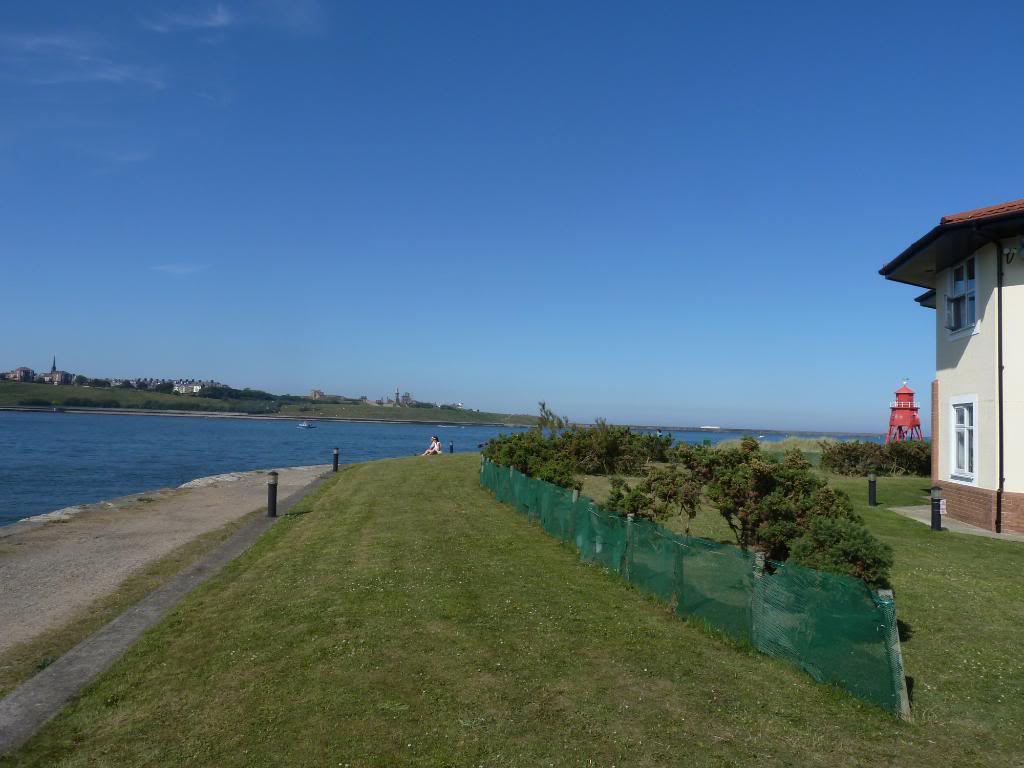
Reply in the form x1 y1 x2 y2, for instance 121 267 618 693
0 33 164 88
150 264 210 275
142 1 326 37
256 0 326 35
142 4 235 34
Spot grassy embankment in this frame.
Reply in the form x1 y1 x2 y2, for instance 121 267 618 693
277 401 538 425
0 382 260 413
5 455 1023 766
0 382 538 425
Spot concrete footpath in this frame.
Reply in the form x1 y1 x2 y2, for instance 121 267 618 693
0 472 332 757
0 466 325 655
889 505 1024 541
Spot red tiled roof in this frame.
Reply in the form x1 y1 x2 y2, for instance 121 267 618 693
940 197 1024 225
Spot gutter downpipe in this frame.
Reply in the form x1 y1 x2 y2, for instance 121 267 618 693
975 228 1005 533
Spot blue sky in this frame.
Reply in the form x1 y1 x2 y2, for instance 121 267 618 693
2 1 1021 432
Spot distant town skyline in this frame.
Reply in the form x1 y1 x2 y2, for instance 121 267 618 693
10 2 1023 431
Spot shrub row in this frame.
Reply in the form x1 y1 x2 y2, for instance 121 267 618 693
482 421 672 489
819 439 930 476
484 422 893 587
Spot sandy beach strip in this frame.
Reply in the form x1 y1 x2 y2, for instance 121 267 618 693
0 465 327 656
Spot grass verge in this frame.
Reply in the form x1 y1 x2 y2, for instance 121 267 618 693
4 456 1023 766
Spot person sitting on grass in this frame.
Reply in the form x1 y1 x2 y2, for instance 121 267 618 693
422 435 443 455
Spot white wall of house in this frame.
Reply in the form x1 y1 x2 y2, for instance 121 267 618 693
934 241 1024 493
1002 251 1024 493
934 243 999 491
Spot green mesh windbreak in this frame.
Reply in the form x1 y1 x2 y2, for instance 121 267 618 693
753 561 900 712
622 518 680 603
479 459 906 716
678 536 754 643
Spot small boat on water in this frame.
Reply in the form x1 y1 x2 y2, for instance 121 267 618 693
297 420 316 429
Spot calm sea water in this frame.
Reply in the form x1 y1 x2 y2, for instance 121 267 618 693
0 411 878 526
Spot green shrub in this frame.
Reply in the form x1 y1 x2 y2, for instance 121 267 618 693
482 431 581 490
788 516 894 588
674 440 891 586
820 439 930 476
18 398 53 407
605 465 702 529
880 440 931 476
556 420 671 475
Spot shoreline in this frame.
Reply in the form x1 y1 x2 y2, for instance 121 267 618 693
0 405 884 438
0 465 326 533
0 405 534 428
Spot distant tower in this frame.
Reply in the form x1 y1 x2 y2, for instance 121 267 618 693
886 381 923 443
395 387 401 407
51 356 57 374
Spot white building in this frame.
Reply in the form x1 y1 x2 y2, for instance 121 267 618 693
881 197 1024 533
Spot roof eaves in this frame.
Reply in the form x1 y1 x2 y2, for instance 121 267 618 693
880 208 1024 278
914 289 936 308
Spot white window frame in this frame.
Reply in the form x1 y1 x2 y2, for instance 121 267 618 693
949 395 978 485
945 256 979 339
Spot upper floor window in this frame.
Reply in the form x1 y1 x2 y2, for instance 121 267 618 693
945 257 976 333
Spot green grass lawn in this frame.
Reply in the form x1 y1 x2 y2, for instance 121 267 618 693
6 456 1024 766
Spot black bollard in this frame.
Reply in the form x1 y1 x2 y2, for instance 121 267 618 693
930 485 942 531
449 441 454 454
332 447 339 472
267 471 278 518
868 473 877 506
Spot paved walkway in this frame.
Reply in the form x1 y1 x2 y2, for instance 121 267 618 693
888 505 1024 541
0 472 332 757
0 466 325 654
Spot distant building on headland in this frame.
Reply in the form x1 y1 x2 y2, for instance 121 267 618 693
4 366 36 383
41 357 73 385
172 379 222 395
4 357 73 385
311 389 325 400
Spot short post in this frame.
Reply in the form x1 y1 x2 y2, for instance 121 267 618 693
267 471 278 518
868 473 877 506
448 441 454 454
332 447 339 473
876 588 913 721
930 485 942 531
751 552 767 652
622 513 635 581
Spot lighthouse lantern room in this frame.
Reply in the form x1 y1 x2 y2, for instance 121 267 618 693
886 381 924 443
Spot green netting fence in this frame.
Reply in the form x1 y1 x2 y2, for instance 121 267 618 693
480 459 910 717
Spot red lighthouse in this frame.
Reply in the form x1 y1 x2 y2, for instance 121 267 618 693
886 381 923 443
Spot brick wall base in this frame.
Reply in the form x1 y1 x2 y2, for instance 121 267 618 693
937 483 1024 533
937 481 997 530
1002 491 1024 534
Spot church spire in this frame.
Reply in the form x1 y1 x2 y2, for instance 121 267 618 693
51 356 56 373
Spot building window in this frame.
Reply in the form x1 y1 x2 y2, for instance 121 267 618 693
951 399 976 482
945 257 976 333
